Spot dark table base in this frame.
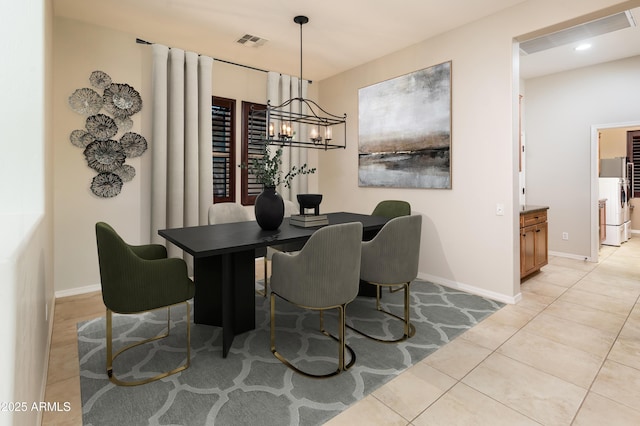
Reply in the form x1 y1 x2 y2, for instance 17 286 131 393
194 251 256 357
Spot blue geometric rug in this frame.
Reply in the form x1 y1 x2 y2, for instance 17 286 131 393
78 279 503 425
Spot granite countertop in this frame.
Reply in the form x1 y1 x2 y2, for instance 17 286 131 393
520 205 549 215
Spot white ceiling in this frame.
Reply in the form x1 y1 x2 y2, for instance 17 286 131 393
520 8 640 79
53 0 640 81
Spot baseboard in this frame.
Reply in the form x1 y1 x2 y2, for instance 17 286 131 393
39 295 56 426
55 283 101 299
549 250 594 262
417 272 520 305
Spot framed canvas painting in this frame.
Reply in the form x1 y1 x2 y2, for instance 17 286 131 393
358 61 451 189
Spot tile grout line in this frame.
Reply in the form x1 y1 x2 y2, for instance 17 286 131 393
408 297 550 424
558 248 640 424
417 249 632 425
567 280 640 424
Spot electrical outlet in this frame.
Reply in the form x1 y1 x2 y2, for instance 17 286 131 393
496 203 504 216
562 232 569 240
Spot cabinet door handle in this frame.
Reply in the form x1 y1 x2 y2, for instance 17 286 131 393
536 229 541 233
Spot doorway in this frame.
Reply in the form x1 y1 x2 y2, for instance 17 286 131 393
590 121 640 262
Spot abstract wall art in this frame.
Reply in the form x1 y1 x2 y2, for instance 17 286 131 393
358 61 451 189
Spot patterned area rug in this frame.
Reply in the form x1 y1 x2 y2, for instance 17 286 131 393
78 279 503 425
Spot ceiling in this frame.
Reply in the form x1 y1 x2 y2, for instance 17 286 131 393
520 7 640 79
53 0 640 81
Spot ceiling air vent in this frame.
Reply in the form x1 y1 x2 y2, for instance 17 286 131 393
520 11 636 55
236 34 268 48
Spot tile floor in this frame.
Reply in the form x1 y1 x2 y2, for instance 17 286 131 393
43 240 640 425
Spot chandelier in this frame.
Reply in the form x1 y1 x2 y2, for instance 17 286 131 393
250 16 347 150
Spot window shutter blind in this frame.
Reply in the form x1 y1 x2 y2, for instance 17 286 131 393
628 131 640 199
212 97 235 203
241 102 267 205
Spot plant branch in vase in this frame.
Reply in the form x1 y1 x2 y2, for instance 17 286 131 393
240 142 316 230
243 143 316 189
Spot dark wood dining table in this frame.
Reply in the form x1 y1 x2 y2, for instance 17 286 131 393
159 212 388 357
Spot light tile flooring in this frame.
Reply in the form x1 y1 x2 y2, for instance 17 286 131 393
43 241 640 425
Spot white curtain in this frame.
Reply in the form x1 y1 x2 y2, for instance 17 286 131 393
267 72 309 201
150 44 214 259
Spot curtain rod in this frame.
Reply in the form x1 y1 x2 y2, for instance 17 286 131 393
136 38 312 83
136 38 267 73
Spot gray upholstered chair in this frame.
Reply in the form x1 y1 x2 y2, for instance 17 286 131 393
208 202 252 225
371 200 411 219
95 222 195 386
270 222 362 378
260 199 298 297
349 215 422 343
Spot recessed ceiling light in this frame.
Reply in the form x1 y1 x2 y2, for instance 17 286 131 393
575 43 592 51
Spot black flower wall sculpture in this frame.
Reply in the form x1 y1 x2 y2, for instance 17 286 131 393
103 83 143 118
89 70 112 90
69 88 103 116
84 140 126 173
69 130 95 148
85 114 118 141
119 132 147 158
68 71 146 198
91 172 123 198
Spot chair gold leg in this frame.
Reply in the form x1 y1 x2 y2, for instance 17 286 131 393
318 307 355 372
271 293 355 378
270 293 276 353
106 302 191 386
348 281 416 343
338 306 346 371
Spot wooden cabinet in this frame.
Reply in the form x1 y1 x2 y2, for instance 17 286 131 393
520 208 548 279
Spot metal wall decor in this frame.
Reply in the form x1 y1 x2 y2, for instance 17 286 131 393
68 71 146 198
358 61 452 189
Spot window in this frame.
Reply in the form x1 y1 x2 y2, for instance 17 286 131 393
241 101 267 205
212 96 235 203
627 130 640 198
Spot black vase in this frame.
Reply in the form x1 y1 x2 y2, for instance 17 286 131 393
254 186 285 230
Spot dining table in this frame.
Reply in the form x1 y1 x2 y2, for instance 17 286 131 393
159 211 389 357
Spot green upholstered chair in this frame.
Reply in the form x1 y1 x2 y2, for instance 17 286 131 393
348 215 422 343
370 200 411 295
95 222 195 386
270 222 362 378
371 200 411 219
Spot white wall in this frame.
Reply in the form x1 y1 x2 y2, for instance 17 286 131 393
0 0 54 425
525 55 640 258
316 0 630 302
